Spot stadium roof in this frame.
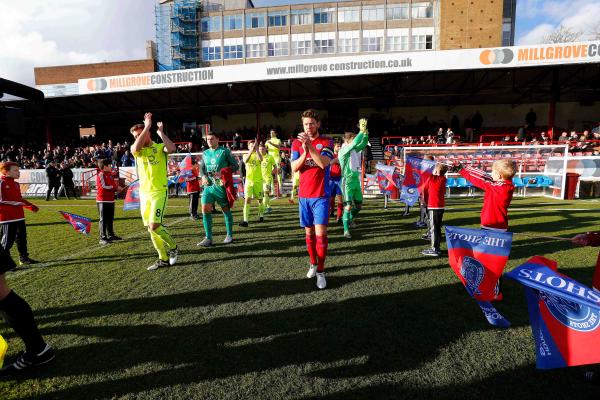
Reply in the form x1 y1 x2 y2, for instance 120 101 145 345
5 41 600 131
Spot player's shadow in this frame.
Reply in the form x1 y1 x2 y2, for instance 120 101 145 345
15 279 534 400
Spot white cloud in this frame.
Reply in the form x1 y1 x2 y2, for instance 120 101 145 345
517 1 600 44
517 23 554 45
0 1 153 87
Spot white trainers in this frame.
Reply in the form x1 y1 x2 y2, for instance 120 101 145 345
169 247 179 266
197 238 213 247
316 272 327 289
306 264 317 278
223 235 233 244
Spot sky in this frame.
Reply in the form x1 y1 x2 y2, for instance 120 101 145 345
1 0 599 89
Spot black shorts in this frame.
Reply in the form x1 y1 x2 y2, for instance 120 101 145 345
0 247 16 274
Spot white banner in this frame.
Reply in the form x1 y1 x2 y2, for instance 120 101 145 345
75 41 600 96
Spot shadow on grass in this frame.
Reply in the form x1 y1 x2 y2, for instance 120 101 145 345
13 277 541 400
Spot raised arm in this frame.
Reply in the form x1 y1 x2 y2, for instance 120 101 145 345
291 138 307 173
131 113 153 154
306 136 332 169
157 122 177 154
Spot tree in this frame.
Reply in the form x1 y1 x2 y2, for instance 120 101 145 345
543 25 583 44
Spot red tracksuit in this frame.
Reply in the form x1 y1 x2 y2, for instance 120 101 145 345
424 175 446 251
96 170 117 240
0 176 34 223
460 166 514 230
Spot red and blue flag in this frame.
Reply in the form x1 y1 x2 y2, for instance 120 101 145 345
400 156 435 206
59 211 92 235
375 164 402 195
446 226 513 327
506 256 600 369
123 180 140 211
178 154 194 179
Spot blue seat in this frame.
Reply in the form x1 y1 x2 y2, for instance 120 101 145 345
524 176 542 188
512 177 525 188
539 176 553 187
446 177 458 188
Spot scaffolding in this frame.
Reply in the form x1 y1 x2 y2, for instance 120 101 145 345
155 0 202 71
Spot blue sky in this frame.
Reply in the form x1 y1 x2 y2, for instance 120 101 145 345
1 0 598 88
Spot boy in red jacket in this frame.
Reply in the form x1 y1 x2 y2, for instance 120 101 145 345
457 159 516 231
421 163 448 256
96 159 122 245
454 159 516 299
0 161 39 268
186 158 201 220
0 162 54 375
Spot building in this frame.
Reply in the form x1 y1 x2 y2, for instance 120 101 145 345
155 0 516 70
34 42 156 97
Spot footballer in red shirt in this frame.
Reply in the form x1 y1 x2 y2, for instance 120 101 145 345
291 109 334 290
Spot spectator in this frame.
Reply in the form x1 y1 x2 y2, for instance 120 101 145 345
436 128 445 144
445 128 454 144
464 117 474 142
58 162 76 200
557 131 569 143
525 108 537 128
517 124 528 141
472 111 483 132
45 160 61 201
120 150 134 167
232 132 242 150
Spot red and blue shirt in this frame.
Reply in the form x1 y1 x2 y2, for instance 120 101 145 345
291 135 334 198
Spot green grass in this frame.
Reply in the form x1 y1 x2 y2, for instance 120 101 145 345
1 196 599 399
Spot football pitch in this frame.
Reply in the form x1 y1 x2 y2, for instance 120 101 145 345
1 196 598 399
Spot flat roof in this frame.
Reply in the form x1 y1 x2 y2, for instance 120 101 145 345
35 41 600 99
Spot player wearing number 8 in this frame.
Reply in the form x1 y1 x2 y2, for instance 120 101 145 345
130 113 179 271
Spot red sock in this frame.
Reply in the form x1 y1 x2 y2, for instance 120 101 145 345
305 234 317 266
593 252 600 290
316 234 328 272
337 202 343 219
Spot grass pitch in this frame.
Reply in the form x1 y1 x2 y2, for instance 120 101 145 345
0 196 599 399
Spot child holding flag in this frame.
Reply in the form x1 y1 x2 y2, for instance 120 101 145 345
455 159 516 231
453 159 516 299
185 158 201 220
338 119 369 239
421 163 448 256
96 159 123 245
0 162 54 375
240 139 264 227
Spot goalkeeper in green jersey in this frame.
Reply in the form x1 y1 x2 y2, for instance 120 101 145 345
259 142 276 214
338 118 369 239
197 131 239 247
239 138 264 227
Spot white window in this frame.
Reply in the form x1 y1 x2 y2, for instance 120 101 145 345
338 30 360 53
291 9 312 25
386 28 409 51
246 12 266 29
362 29 383 52
245 36 266 58
223 37 243 59
223 14 243 31
314 32 335 54
362 5 385 21
338 7 359 23
314 8 335 24
268 11 288 27
387 4 409 20
412 2 433 19
202 39 221 61
411 27 434 49
201 16 221 33
291 33 312 55
268 34 289 57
